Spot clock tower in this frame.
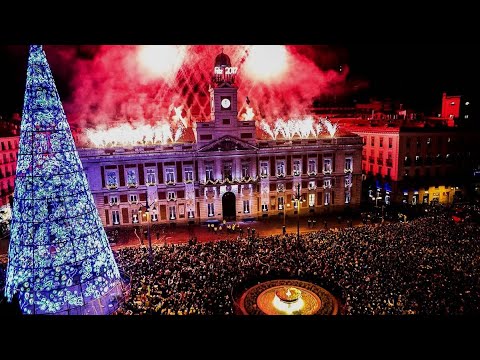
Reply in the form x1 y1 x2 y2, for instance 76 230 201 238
196 50 256 147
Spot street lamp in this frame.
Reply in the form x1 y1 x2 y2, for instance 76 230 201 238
143 190 157 265
292 183 305 244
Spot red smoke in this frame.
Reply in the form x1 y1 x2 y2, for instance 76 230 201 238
50 45 350 130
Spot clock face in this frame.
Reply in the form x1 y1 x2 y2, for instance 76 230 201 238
221 98 231 109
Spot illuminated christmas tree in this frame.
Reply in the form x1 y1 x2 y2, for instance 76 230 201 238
4 45 124 314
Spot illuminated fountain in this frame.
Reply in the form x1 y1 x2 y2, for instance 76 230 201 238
272 287 305 314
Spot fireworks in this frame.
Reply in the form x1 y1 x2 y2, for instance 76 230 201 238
260 117 338 140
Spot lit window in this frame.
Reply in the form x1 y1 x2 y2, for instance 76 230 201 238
293 160 301 176
167 191 176 201
323 158 332 173
324 192 330 206
151 210 158 222
324 178 331 189
242 164 250 178
110 196 118 205
127 169 137 187
188 210 195 219
465 102 470 105
129 194 138 203
379 137 383 147
262 204 268 212
184 167 193 182
278 197 284 210
308 159 316 174
345 157 352 172
169 206 176 220
450 101 455 105
308 193 315 207
260 162 269 178
308 180 316 190
132 211 139 224
276 161 285 177
106 171 118 189
371 137 375 146
243 200 250 213
112 210 120 225
277 183 285 192
146 169 156 185
345 174 352 188
345 192 351 204
207 203 215 217
388 138 392 148
165 168 175 183
205 165 214 181
223 163 232 181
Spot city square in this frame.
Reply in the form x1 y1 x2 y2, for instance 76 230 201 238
0 44 478 315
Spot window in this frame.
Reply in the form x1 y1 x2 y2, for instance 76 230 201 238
222 118 230 125
277 183 285 192
146 169 156 185
223 163 232 181
416 137 421 147
260 162 268 177
371 137 375 146
406 138 410 148
132 211 139 224
379 137 383 147
207 203 215 217
385 194 390 205
293 160 301 175
165 168 175 183
324 192 330 206
242 164 250 178
387 168 391 177
129 194 138 203
169 206 176 220
369 165 374 173
404 169 409 177
127 169 137 187
308 180 316 190
205 165 214 181
308 193 315 207
167 191 176 201
448 137 451 143
262 203 268 212
323 158 332 173
427 137 431 145
276 161 285 176
345 157 352 172
110 196 118 205
362 136 366 145
308 159 316 174
243 200 250 213
106 171 118 189
345 192 351 204
151 210 158 222
278 196 284 210
378 166 382 175
112 210 120 225
187 210 195 219
184 167 193 182
345 174 352 188
324 178 331 189
388 138 392 148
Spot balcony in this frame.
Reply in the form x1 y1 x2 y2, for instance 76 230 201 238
307 171 317 177
293 170 301 176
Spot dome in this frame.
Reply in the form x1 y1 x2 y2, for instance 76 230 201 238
215 51 231 68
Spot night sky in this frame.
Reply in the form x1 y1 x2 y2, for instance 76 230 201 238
0 44 476 120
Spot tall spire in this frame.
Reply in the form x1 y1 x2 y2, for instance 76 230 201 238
4 45 124 315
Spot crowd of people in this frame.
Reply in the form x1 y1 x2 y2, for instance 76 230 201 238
0 204 479 315
113 204 480 315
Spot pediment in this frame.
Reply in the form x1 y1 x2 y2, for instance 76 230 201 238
198 135 257 152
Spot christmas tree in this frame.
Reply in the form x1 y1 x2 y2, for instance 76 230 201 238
4 45 124 314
